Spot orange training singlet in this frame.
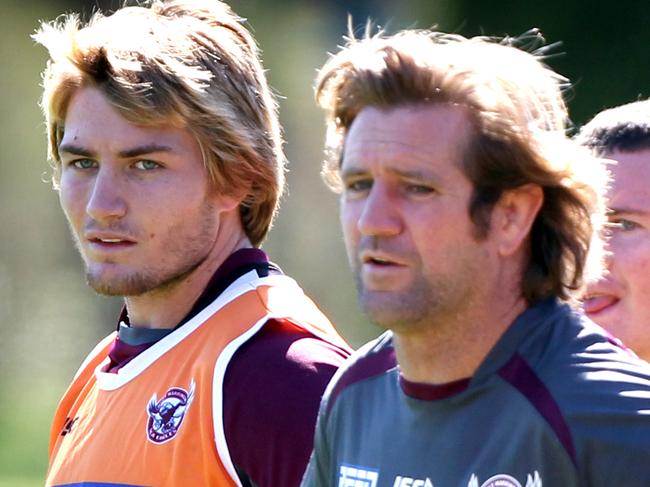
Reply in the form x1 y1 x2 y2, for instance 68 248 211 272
46 272 346 487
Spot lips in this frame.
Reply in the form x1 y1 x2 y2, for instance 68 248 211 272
87 239 136 251
85 230 136 243
360 251 405 267
582 294 620 315
365 257 395 266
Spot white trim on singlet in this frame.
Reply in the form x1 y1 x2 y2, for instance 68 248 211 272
210 313 270 486
94 271 299 390
71 333 116 381
210 276 331 485
210 304 329 486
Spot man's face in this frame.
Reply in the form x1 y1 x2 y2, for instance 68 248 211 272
58 86 237 297
583 149 650 360
339 104 494 332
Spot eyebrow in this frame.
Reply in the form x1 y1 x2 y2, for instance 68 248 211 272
58 143 94 157
118 144 174 158
340 166 368 179
340 165 435 181
58 143 174 159
387 167 435 180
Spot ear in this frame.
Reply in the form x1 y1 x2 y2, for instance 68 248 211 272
214 193 244 214
209 179 251 214
491 183 543 257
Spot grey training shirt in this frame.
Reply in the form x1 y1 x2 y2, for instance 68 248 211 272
302 297 650 487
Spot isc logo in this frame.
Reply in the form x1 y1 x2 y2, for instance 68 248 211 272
393 476 434 487
338 464 379 487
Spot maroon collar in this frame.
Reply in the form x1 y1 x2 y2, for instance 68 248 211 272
109 248 278 373
116 247 277 329
399 374 470 400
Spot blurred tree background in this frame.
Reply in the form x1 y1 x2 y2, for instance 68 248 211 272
0 0 648 484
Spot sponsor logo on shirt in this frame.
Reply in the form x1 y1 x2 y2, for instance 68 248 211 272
338 464 379 487
468 471 542 487
146 380 195 444
393 475 434 487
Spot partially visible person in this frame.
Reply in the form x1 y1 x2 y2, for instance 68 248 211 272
577 99 650 361
302 29 650 487
33 1 350 486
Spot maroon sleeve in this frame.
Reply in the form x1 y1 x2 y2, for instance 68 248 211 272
222 318 350 487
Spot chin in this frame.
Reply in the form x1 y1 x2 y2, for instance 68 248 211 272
361 298 427 332
87 278 142 297
86 268 155 297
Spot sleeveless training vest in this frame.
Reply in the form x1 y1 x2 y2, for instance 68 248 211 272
46 272 346 487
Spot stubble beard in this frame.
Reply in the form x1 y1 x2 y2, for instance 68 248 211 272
85 254 208 297
354 270 439 332
351 255 481 334
82 201 218 297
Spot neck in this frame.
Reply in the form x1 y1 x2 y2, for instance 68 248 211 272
393 289 527 385
125 220 251 330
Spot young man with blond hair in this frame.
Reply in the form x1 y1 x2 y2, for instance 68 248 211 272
578 99 650 362
34 1 349 486
302 30 650 486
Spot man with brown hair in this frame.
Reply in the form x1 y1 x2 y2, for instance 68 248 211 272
34 1 349 486
302 30 650 487
578 99 650 362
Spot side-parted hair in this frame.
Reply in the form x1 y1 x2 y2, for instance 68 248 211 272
315 29 608 303
33 0 285 246
576 99 650 156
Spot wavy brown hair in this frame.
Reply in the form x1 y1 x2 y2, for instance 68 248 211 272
34 0 284 246
315 29 607 303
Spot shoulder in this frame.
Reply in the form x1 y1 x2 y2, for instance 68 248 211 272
516 302 650 408
522 305 650 471
224 317 350 421
230 317 350 374
534 304 650 392
72 332 116 381
320 331 396 417
222 318 350 487
550 316 650 415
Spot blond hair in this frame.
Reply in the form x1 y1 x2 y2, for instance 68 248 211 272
34 0 284 246
316 29 608 302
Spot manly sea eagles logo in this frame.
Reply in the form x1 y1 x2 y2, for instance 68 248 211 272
146 380 196 444
468 471 542 487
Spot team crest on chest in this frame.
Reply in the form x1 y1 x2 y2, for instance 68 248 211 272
146 380 196 444
468 471 542 487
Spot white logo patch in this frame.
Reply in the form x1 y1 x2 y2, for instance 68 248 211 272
338 464 379 487
393 475 434 487
468 471 542 487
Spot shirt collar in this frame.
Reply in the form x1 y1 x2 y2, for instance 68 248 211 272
117 247 279 331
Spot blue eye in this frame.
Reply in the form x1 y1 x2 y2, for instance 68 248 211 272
134 160 160 170
73 159 97 169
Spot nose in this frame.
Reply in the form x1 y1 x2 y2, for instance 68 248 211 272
86 166 127 223
356 183 402 237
